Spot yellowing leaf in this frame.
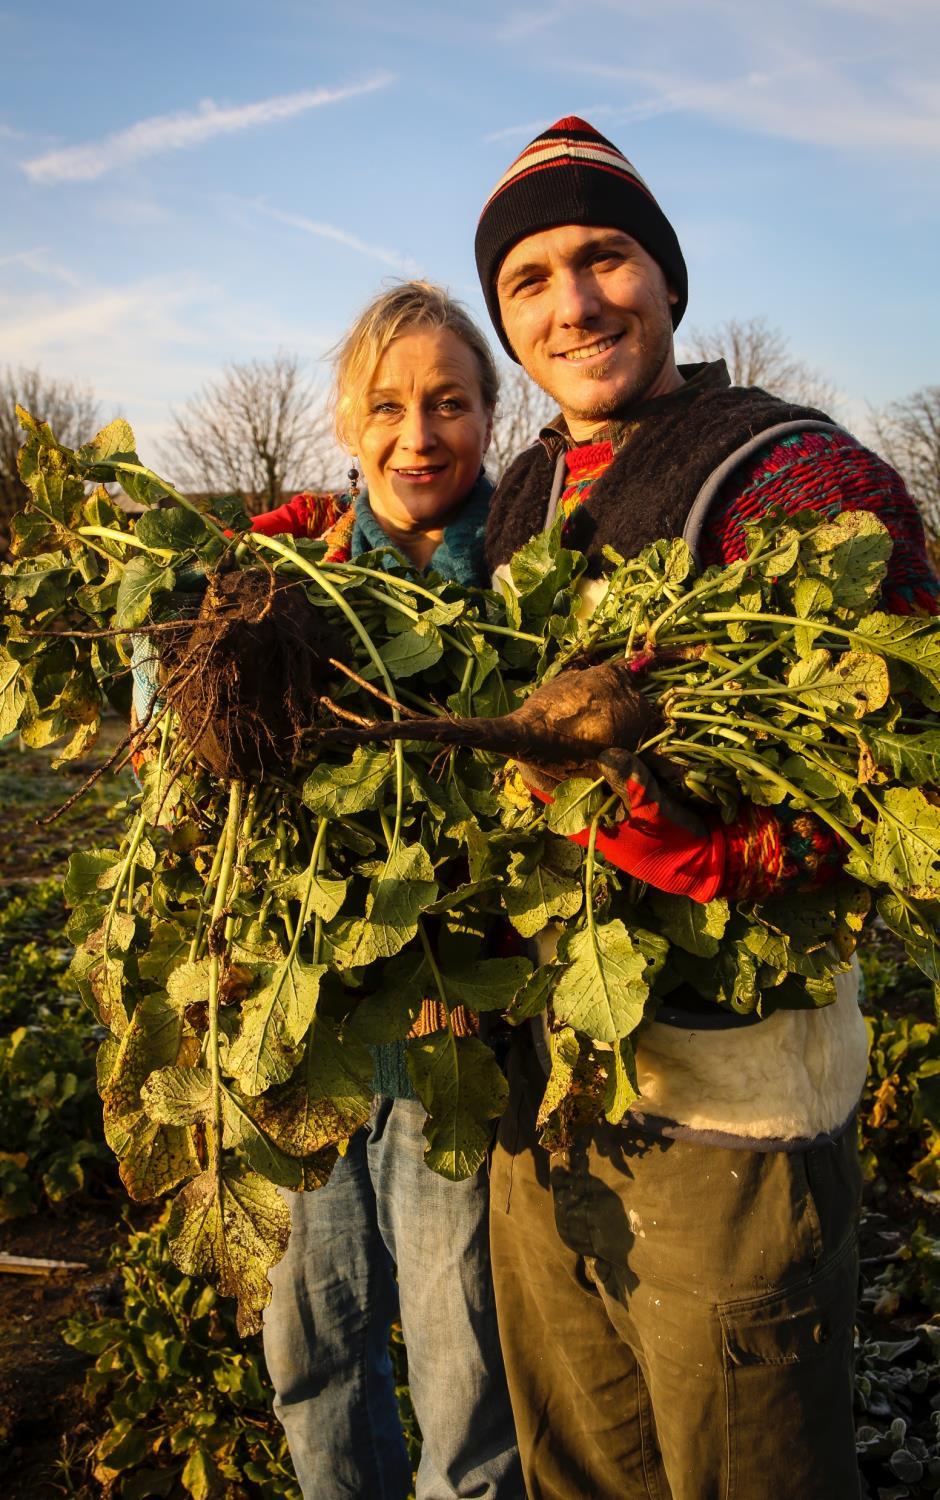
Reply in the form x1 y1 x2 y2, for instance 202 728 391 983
225 960 327 1095
603 1036 639 1124
76 417 137 466
167 1162 291 1336
867 788 940 899
141 1066 212 1126
786 649 889 718
244 1016 373 1158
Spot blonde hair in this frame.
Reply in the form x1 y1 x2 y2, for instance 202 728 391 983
333 280 499 450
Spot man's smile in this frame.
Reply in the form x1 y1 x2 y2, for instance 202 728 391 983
554 333 623 363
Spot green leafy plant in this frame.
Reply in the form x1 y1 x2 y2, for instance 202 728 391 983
0 876 72 1026
0 876 110 1218
61 1212 301 1498
4 409 940 1329
0 1020 108 1218
860 1007 940 1192
857 919 940 1192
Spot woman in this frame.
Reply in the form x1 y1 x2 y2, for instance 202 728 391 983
256 282 522 1500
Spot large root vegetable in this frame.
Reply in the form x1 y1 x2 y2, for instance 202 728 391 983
161 570 345 780
318 659 660 772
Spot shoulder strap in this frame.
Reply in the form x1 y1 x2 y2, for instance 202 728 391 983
682 419 844 567
542 449 570 533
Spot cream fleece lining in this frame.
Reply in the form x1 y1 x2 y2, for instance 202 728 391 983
632 963 868 1143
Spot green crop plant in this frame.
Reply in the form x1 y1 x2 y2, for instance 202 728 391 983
61 1212 301 1498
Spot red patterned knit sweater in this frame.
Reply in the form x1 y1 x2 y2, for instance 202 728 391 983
559 428 940 900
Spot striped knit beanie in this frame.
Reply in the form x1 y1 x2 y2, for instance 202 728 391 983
475 115 688 360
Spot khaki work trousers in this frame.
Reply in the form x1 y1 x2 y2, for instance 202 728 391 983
489 1036 862 1500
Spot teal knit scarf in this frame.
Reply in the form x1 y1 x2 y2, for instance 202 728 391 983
350 473 493 585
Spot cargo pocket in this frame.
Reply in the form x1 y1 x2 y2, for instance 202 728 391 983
717 1234 860 1500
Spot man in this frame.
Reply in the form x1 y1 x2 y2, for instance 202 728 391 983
473 116 938 1500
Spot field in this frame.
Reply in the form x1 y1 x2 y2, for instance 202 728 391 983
0 726 936 1499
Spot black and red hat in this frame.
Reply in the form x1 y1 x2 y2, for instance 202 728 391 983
475 115 688 360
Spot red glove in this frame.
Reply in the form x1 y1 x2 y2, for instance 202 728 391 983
531 749 726 903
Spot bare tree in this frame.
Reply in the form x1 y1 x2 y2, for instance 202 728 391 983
680 316 838 414
1 367 100 557
487 363 558 480
162 353 343 516
868 385 940 546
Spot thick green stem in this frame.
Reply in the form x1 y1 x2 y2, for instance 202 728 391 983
287 819 329 964
693 632 792 692
222 787 258 945
188 830 229 963
472 620 542 645
27 502 120 569
645 531 776 644
207 782 243 1179
584 793 620 938
418 921 449 1016
320 559 542 642
311 819 328 965
359 584 475 662
77 524 172 561
103 809 150 954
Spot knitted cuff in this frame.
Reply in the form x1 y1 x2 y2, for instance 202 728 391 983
723 804 844 901
408 1000 480 1038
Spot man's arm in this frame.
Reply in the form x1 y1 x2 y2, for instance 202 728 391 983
546 429 939 904
704 426 939 615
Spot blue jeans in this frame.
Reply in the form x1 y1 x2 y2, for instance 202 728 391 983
262 1096 523 1500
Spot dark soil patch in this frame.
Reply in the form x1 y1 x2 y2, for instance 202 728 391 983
0 1209 136 1497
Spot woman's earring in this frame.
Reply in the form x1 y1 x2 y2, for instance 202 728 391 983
347 460 360 502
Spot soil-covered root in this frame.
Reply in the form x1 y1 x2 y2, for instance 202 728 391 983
316 658 661 773
160 569 345 780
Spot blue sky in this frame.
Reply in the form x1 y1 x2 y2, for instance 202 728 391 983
1 0 937 459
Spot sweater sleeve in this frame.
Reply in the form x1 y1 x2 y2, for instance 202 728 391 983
704 429 939 901
250 492 347 539
702 427 940 615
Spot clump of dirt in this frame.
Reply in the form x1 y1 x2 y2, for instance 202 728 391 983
161 569 345 780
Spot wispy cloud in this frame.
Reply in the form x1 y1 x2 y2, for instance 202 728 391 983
483 118 552 144
494 7 567 42
255 204 422 275
0 270 335 457
21 76 394 185
0 246 85 288
567 56 940 153
0 247 47 270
